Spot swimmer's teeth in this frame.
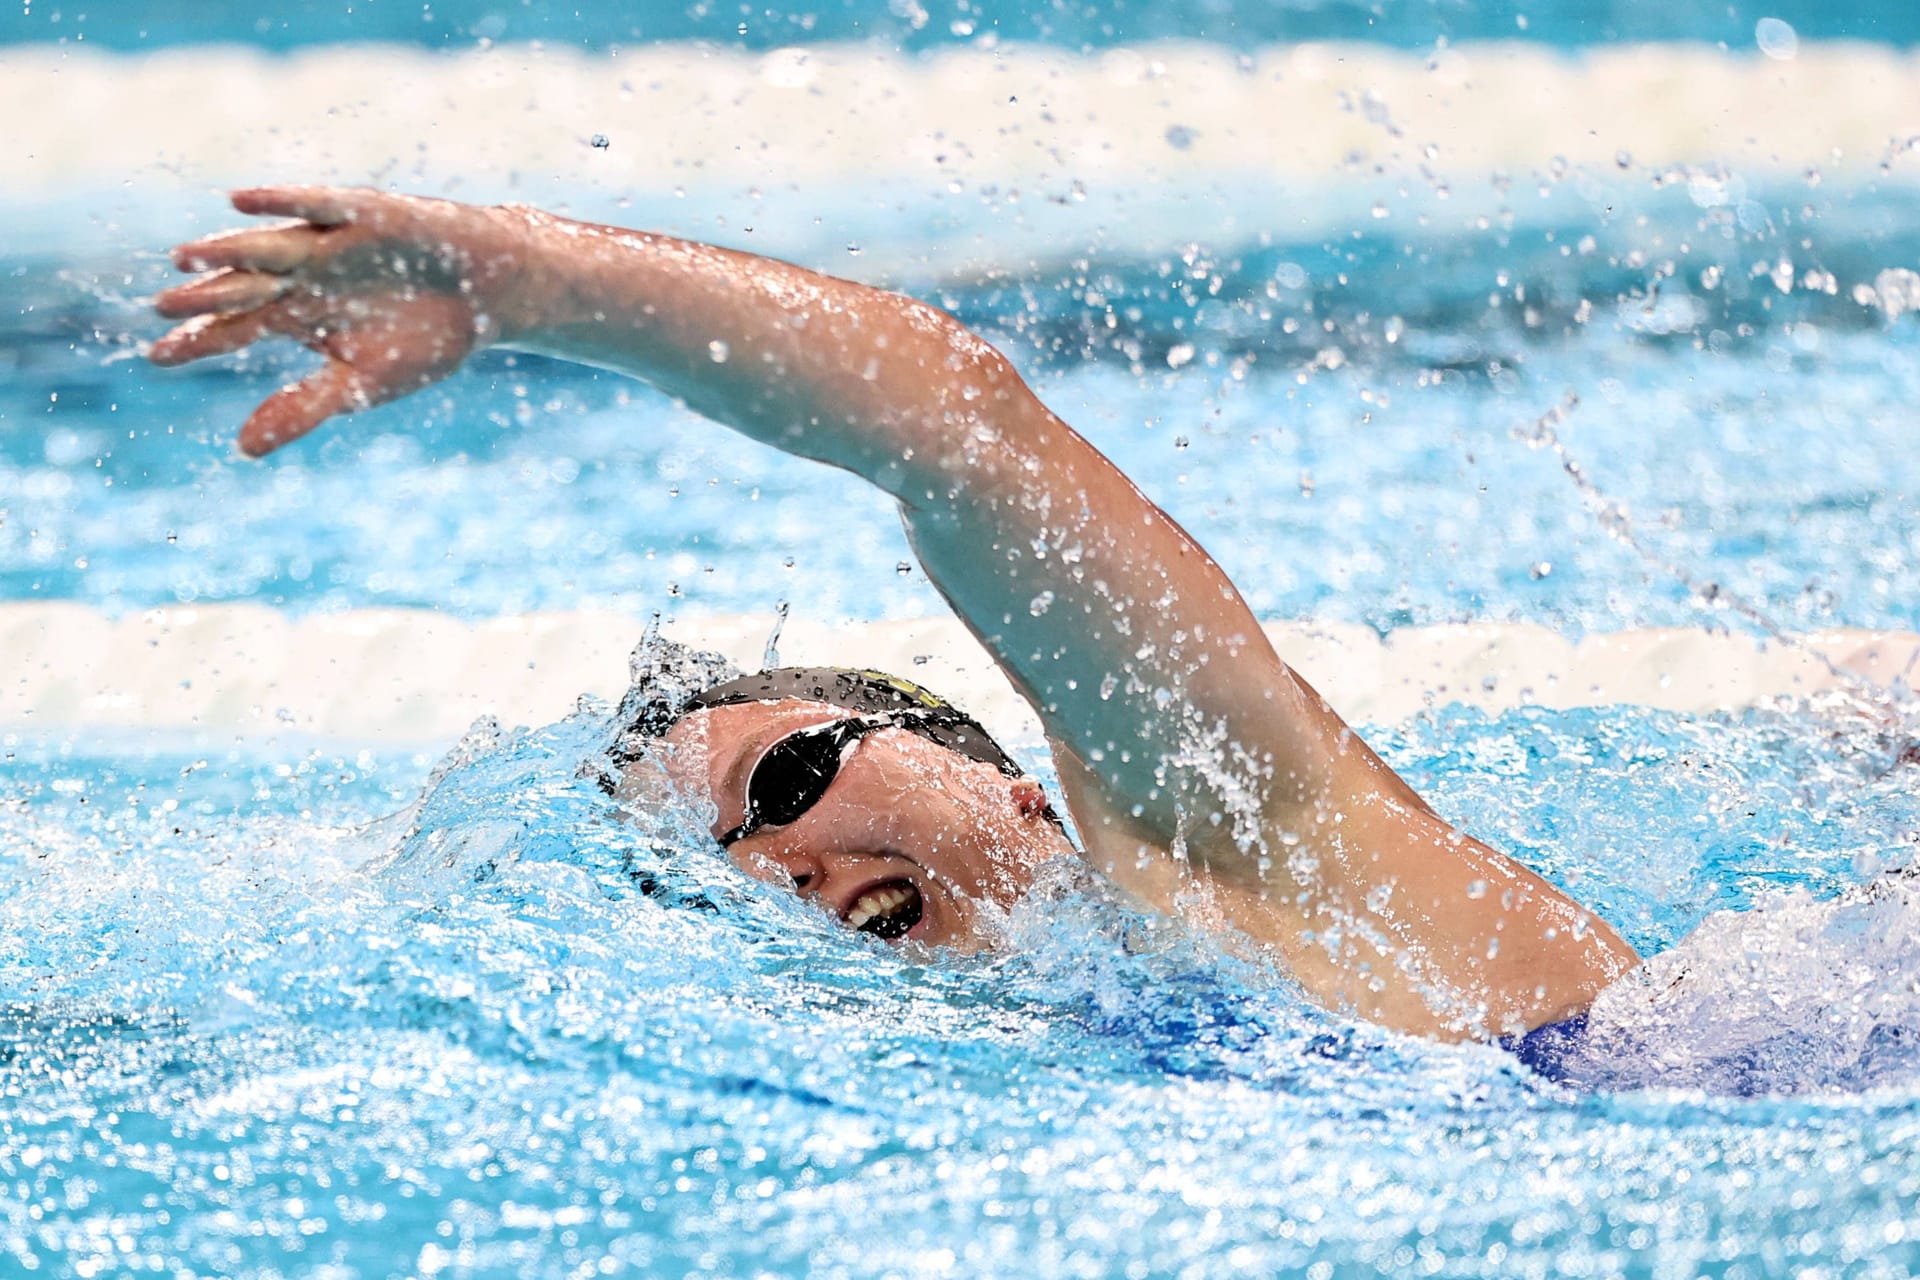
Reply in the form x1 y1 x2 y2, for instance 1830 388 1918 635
846 884 921 937
847 885 910 929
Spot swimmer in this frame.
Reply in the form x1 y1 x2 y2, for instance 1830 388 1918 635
150 186 1639 1048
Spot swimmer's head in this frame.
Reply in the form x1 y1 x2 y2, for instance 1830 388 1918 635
607 644 1074 950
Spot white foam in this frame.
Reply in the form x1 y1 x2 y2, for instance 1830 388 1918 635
9 40 1919 262
4 603 1912 745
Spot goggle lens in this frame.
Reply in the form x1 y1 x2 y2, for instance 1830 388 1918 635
720 716 889 845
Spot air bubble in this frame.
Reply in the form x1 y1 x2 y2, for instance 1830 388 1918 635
1755 16 1799 61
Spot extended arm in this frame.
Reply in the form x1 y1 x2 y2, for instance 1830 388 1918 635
153 188 1636 1036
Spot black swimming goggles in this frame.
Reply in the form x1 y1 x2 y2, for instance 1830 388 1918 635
718 710 1013 846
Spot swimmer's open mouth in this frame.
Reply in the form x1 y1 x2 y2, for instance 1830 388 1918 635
845 880 924 940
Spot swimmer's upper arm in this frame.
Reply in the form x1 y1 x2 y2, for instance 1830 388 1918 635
876 335 1340 875
861 332 1647 1043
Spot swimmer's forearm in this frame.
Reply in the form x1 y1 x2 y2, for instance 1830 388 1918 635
502 209 1019 492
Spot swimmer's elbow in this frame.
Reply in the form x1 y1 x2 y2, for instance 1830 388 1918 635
877 294 1028 401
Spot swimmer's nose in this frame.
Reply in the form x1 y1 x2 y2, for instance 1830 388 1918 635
734 844 826 898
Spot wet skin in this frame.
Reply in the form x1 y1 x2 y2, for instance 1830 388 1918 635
648 698 1077 951
152 187 1640 1037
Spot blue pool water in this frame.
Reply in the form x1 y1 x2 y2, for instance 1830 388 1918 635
5 695 1919 1276
9 2 1920 1276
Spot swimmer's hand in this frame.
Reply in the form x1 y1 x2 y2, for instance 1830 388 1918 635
151 187 536 457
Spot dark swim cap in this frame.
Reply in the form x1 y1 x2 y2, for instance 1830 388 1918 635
677 667 1025 778
603 652 1066 841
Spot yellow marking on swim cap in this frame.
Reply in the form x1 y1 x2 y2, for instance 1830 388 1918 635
853 669 951 709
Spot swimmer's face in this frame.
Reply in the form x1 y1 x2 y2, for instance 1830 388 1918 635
646 699 1075 951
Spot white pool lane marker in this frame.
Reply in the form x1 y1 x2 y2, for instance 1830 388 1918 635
9 40 1920 264
15 38 1916 189
4 604 1915 747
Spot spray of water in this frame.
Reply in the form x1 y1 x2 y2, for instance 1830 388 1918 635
1514 388 1919 707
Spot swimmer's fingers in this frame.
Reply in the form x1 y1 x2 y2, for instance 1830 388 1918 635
153 269 291 319
238 359 375 458
230 185 363 227
235 294 478 456
148 309 280 367
172 222 326 274
231 185 445 237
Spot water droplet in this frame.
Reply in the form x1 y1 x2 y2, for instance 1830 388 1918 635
1755 16 1799 61
589 133 611 149
1371 201 1389 219
1164 124 1197 151
1166 343 1195 370
1173 435 1190 450
763 600 789 669
1614 149 1632 169
707 340 729 363
1029 591 1055 616
895 561 912 576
